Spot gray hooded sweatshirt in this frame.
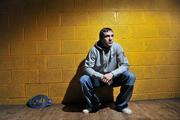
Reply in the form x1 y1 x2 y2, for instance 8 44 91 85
84 41 129 79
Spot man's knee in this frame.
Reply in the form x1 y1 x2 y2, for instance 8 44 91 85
124 71 136 85
80 75 91 85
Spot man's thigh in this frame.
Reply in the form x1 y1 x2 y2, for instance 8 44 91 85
80 75 105 88
111 71 135 87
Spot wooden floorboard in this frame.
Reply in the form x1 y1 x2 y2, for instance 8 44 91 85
0 98 179 120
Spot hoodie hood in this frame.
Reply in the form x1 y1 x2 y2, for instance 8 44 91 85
95 40 114 52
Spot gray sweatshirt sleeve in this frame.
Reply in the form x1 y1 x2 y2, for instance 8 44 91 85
84 48 103 79
111 44 129 77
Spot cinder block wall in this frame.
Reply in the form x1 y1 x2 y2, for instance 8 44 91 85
0 0 180 105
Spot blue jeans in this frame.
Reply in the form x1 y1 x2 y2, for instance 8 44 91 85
80 71 136 109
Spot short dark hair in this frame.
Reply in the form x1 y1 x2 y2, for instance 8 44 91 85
99 27 113 40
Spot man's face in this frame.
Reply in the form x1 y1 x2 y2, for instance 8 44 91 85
101 30 114 48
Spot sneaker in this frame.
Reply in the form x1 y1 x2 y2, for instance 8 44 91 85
115 106 133 114
82 108 93 114
82 103 101 113
121 107 132 114
82 107 98 113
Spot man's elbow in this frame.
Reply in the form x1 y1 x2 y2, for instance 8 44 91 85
123 63 130 71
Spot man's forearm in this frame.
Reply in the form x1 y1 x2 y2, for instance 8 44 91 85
84 67 103 79
111 64 129 77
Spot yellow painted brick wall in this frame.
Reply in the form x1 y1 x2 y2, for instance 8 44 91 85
0 0 180 105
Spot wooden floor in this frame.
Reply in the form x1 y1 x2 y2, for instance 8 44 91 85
0 98 179 120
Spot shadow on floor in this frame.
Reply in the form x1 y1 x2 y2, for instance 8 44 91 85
61 102 116 113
